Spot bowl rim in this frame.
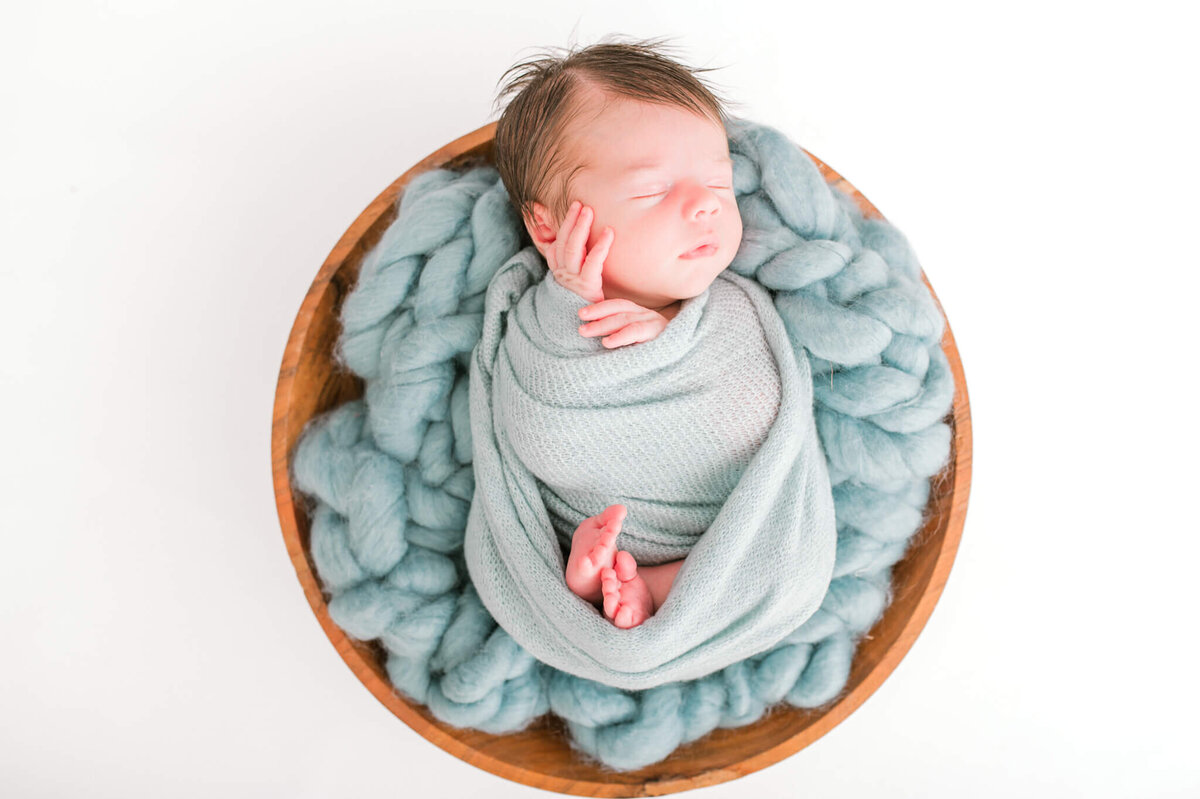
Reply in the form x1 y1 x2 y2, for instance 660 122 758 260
271 121 972 797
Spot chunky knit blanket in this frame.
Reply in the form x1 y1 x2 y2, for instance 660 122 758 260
465 253 837 689
291 119 955 770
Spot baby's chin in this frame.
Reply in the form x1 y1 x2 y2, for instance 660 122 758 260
668 277 719 303
672 256 734 298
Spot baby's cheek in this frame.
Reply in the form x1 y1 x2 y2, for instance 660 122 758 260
600 250 629 282
600 233 631 267
590 216 619 247
725 205 744 240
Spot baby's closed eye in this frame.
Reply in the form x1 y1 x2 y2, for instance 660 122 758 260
631 182 732 200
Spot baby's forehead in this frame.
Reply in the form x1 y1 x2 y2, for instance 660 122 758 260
546 94 728 192
568 147 732 178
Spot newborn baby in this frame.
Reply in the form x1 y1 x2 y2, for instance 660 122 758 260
492 40 781 629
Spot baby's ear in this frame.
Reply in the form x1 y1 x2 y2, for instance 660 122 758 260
524 202 557 260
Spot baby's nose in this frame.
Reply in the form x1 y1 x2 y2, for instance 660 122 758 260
684 184 721 219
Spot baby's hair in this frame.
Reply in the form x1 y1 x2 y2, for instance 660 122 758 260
491 35 738 230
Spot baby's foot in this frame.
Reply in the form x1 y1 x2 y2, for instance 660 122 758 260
565 504 627 603
601 551 654 629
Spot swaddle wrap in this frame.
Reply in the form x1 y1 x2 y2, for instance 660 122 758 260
465 246 838 690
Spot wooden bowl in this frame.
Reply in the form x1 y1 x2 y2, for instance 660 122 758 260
272 122 972 796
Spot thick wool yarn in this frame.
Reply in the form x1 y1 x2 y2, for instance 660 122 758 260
291 119 955 770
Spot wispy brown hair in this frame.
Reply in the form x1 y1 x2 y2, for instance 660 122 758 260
491 36 736 229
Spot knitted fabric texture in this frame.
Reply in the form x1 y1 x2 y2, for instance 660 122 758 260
466 253 837 689
500 269 787 561
291 119 955 770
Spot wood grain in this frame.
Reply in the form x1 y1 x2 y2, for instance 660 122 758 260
271 122 972 796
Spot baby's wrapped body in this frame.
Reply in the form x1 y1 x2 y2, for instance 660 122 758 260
464 246 837 689
500 266 782 566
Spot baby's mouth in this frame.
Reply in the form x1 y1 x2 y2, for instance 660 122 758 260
680 241 719 259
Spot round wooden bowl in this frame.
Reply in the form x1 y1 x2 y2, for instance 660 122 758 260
272 122 972 796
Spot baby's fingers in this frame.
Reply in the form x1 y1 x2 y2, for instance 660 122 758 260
600 319 666 349
559 204 593 271
579 225 613 286
579 311 639 338
555 201 582 240
579 298 647 320
548 201 581 271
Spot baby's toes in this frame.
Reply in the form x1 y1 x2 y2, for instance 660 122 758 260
614 550 637 581
586 525 620 569
611 588 652 628
601 567 620 617
614 605 637 629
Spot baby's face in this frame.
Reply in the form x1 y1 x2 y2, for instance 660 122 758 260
539 88 742 310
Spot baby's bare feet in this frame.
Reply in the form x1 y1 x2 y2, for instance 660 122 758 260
601 551 654 629
565 504 627 603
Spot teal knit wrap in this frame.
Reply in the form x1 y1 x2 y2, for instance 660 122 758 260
291 119 955 770
466 253 838 689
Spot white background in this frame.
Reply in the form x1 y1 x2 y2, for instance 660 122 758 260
3 1 1197 796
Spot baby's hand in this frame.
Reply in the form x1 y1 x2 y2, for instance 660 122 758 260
547 200 613 305
578 299 669 349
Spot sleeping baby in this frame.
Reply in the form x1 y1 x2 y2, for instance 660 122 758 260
489 39 784 630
